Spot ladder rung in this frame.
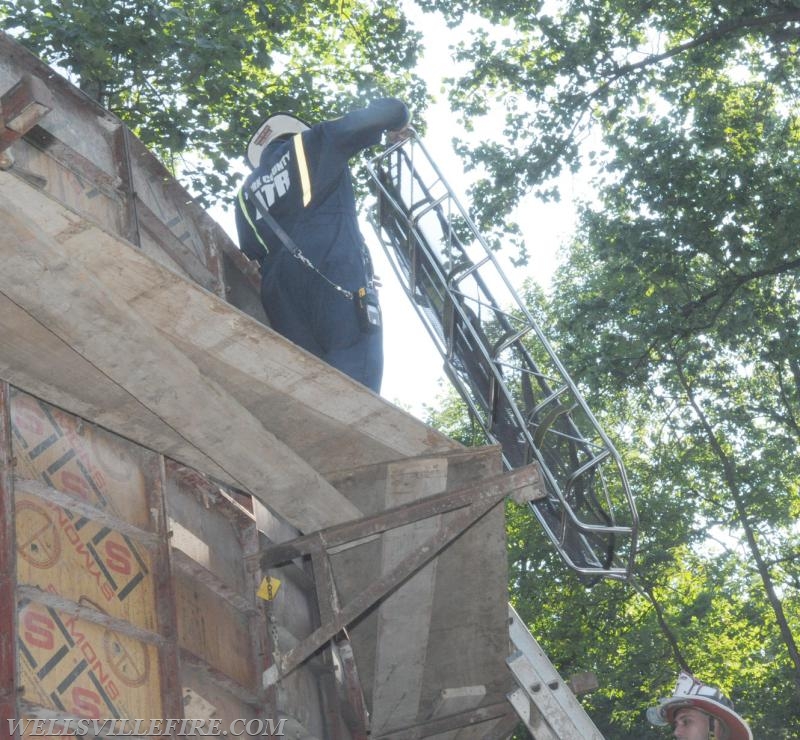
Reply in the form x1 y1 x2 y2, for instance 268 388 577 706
448 254 491 284
412 191 451 221
565 448 612 487
529 385 570 417
493 326 533 357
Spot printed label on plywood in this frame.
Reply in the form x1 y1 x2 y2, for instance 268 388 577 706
17 599 162 720
16 493 156 631
10 389 155 529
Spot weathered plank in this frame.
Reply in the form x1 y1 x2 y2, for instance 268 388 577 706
370 457 447 734
0 167 458 475
0 189 362 534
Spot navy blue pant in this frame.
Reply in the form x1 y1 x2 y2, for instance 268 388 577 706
261 251 383 393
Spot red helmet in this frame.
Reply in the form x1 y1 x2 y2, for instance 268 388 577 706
647 671 752 740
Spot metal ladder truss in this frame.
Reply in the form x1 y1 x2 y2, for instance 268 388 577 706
366 132 639 580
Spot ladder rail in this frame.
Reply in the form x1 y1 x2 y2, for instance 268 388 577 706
371 212 630 573
371 179 614 488
368 147 634 577
367 133 639 579
400 136 621 462
376 142 605 457
373 182 603 467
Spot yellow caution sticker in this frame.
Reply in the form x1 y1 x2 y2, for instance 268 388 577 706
257 576 281 601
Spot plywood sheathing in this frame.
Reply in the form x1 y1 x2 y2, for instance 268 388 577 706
0 167 461 531
7 387 302 730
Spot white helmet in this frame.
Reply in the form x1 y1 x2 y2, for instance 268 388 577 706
647 671 752 740
246 112 309 168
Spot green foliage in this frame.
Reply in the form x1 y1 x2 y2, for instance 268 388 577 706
421 0 800 244
0 0 428 204
418 0 800 734
428 176 800 736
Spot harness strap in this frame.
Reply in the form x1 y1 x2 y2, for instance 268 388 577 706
239 175 356 301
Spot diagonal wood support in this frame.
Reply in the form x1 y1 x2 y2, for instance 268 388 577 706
309 538 371 740
256 463 544 569
336 634 370 740
262 464 545 688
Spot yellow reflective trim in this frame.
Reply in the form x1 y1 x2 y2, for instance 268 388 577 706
293 133 312 207
238 186 271 255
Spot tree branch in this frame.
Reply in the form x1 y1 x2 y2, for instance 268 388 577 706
589 10 800 101
672 354 800 692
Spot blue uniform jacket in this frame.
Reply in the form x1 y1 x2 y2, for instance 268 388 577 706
235 98 410 392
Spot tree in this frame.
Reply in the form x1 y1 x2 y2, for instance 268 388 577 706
419 0 800 234
412 0 800 734
0 0 428 204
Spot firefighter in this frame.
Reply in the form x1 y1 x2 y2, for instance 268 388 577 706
647 671 752 740
235 98 411 394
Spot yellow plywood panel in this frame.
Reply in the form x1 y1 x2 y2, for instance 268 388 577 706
17 600 163 720
16 492 157 632
174 572 256 690
9 388 156 530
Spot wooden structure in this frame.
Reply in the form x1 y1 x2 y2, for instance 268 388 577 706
0 32 604 740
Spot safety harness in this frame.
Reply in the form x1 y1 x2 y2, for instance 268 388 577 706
238 160 381 332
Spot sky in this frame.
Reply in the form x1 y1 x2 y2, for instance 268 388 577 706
213 6 588 419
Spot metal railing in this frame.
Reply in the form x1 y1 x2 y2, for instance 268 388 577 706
366 132 638 580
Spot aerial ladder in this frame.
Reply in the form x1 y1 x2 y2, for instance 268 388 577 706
366 132 638 581
366 133 640 736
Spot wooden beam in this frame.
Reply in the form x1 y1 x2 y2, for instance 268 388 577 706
14 477 162 548
0 74 53 157
369 456 447 734
336 635 370 740
479 710 522 740
0 165 467 501
239 513 274 716
257 463 544 568
16 586 166 647
178 650 262 708
0 382 19 738
153 456 185 726
310 537 340 627
372 701 511 740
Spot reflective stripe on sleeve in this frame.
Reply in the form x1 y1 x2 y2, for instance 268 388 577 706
293 134 312 207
